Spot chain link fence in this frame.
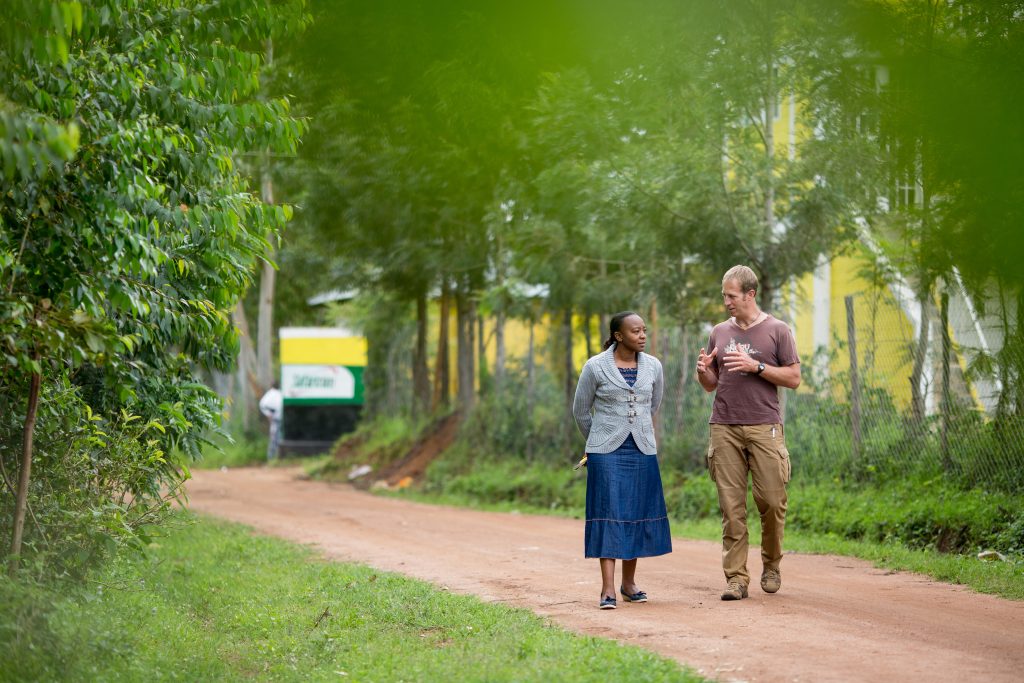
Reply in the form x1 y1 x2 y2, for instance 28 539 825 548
658 275 1024 492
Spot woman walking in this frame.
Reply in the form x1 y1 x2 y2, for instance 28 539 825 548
572 311 672 609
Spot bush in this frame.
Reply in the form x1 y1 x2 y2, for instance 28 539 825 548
787 477 1024 555
662 472 720 521
421 440 585 512
995 512 1024 556
457 363 572 466
0 378 183 579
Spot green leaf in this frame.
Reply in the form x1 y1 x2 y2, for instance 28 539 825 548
84 331 104 353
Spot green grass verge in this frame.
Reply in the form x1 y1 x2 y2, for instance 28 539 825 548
665 516 1024 600
193 430 335 472
194 431 269 469
0 513 702 682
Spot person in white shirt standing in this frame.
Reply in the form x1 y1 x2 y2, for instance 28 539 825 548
258 382 283 460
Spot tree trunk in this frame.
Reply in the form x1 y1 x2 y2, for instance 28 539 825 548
563 307 574 412
910 289 932 426
1016 287 1024 415
764 70 776 249
996 280 1011 419
675 325 690 443
256 38 276 393
413 289 431 416
583 312 592 358
762 42 778 312
386 332 403 415
433 281 451 411
235 351 252 432
456 284 475 411
477 310 487 395
494 305 506 394
257 259 275 391
526 319 536 460
760 277 776 318
210 368 234 402
758 64 777 312
940 289 952 470
9 365 41 575
233 300 260 431
846 296 862 461
648 299 658 357
493 231 507 394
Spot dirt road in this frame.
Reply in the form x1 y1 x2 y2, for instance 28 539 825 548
187 466 1024 683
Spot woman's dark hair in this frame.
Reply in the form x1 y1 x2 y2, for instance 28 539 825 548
603 311 639 350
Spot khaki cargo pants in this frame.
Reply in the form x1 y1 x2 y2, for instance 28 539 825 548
707 423 791 586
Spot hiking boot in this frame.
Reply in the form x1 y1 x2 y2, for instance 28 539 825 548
721 581 748 601
761 568 781 594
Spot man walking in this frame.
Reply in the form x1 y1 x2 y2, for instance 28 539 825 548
696 265 801 600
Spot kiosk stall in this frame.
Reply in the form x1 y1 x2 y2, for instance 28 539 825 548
279 327 366 454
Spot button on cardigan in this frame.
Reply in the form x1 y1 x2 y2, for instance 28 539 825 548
572 346 665 455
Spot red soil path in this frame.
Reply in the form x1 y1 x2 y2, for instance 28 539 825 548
187 466 1024 683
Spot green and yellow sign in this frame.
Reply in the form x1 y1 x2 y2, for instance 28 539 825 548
280 327 367 406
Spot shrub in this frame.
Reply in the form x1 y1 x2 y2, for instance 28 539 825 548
0 378 182 579
457 363 571 466
422 440 585 512
787 477 1024 555
662 472 720 521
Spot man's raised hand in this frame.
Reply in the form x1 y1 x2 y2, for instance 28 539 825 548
697 346 718 375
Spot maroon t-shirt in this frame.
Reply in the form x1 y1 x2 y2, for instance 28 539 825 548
707 314 800 425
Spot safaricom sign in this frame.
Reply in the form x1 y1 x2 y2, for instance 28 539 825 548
282 364 357 400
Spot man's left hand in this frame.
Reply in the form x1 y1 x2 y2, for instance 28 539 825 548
722 350 757 374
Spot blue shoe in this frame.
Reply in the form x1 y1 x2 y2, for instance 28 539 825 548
599 596 617 610
620 586 648 603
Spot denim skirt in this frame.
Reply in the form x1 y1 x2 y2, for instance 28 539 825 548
585 434 673 559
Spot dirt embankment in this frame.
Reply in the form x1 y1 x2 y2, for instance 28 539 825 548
187 466 1024 683
330 412 460 489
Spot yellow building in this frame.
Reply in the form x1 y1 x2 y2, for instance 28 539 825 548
767 86 995 417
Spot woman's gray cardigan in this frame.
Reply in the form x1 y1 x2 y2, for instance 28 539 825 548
572 345 664 455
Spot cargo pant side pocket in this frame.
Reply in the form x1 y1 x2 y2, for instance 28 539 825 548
779 443 792 484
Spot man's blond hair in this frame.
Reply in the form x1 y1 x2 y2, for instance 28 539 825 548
722 265 758 295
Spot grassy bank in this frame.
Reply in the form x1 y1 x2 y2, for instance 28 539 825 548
0 513 701 682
